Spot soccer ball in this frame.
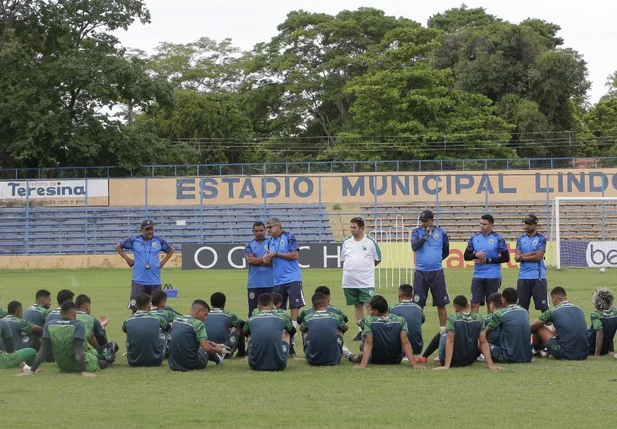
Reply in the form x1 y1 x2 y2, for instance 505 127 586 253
600 268 607 273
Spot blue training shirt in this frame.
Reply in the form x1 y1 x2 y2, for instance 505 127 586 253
245 239 274 289
467 232 508 279
412 226 449 271
516 233 547 280
119 235 171 285
267 231 302 285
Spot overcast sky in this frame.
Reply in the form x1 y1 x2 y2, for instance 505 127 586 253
116 0 616 104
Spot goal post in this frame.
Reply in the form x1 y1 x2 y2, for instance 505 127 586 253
551 197 617 270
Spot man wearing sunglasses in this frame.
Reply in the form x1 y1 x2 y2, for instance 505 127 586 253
515 214 548 314
116 220 175 310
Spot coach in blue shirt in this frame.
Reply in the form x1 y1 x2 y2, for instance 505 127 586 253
115 219 175 310
263 217 305 325
464 214 510 314
244 221 275 318
411 210 450 331
515 214 548 313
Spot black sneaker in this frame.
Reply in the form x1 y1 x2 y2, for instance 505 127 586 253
353 332 362 341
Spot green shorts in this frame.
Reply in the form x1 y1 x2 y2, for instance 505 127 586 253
344 288 375 306
0 348 36 369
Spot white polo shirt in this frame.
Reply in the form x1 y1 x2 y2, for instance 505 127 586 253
341 235 382 288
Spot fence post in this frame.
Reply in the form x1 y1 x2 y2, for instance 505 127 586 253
85 178 89 255
200 178 204 244
318 176 322 242
545 174 550 231
144 177 149 218
25 179 30 255
602 186 606 240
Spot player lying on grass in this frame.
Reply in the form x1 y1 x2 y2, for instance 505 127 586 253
122 293 168 367
3 301 43 351
149 290 180 358
22 302 118 377
0 318 36 370
434 295 502 371
485 288 532 364
244 293 295 371
205 292 246 358
168 300 229 371
300 292 347 366
587 287 617 357
531 287 588 360
22 289 52 350
342 295 424 370
390 284 425 358
297 286 348 325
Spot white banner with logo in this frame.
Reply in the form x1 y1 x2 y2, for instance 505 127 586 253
0 179 109 207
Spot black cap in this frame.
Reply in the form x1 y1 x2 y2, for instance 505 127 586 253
522 214 538 225
141 219 155 228
419 210 434 221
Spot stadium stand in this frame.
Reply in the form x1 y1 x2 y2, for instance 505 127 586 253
361 201 617 241
0 204 334 255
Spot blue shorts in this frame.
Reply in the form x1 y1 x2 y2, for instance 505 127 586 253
274 281 305 310
470 278 501 305
414 270 450 307
247 287 273 318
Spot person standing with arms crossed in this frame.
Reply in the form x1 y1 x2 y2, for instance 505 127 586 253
245 221 275 318
515 214 548 314
464 214 510 314
341 217 381 341
115 219 175 310
263 218 305 338
411 210 450 334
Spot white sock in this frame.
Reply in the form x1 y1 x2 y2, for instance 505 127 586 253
439 326 446 333
292 321 298 329
358 326 363 332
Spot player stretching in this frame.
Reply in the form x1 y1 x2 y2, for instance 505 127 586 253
464 214 510 313
587 288 617 357
411 210 450 333
515 214 548 314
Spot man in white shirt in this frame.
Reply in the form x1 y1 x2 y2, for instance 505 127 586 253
341 217 382 341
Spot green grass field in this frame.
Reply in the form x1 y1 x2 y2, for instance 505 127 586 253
1 267 616 428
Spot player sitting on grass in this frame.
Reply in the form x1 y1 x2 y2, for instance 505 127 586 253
244 293 295 372
204 292 246 358
23 302 117 377
434 295 501 371
0 298 6 319
45 289 75 325
390 284 425 358
297 286 349 325
168 300 228 371
149 290 180 358
587 287 617 358
0 318 36 370
76 295 111 349
122 293 168 367
531 287 588 360
22 289 52 350
3 301 43 351
300 292 348 366
485 293 504 345
485 288 532 364
342 295 424 370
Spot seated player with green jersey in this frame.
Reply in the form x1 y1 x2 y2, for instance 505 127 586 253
244 293 296 371
75 294 109 347
45 289 75 326
122 293 168 367
485 293 504 345
3 301 43 351
434 295 501 371
22 289 52 350
149 291 180 358
168 300 228 371
251 292 285 317
0 318 37 370
587 288 617 357
531 287 588 360
485 288 532 364
297 286 349 325
390 284 425 357
204 292 246 358
343 296 424 369
24 302 117 377
0 298 6 319
300 292 348 366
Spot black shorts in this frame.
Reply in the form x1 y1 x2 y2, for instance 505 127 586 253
247 287 273 318
413 270 450 307
516 279 548 311
470 278 501 305
128 281 162 309
273 281 306 310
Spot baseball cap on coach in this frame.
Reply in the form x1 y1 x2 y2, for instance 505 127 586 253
419 210 434 221
141 219 155 228
522 214 538 225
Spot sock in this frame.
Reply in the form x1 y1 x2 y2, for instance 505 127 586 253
346 353 356 362
439 326 446 334
358 326 363 332
237 334 246 356
292 321 298 329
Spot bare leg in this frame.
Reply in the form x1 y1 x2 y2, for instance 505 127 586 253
355 304 365 326
470 303 480 313
437 306 447 327
290 308 299 322
282 331 291 344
